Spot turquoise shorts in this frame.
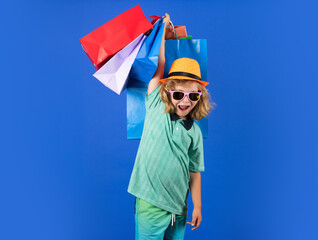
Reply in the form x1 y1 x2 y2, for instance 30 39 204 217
135 198 187 240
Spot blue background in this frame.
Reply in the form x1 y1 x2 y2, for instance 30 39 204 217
1 0 317 239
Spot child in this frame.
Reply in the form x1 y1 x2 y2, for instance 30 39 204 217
128 13 213 240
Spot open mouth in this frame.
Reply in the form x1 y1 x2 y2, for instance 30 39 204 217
178 105 190 112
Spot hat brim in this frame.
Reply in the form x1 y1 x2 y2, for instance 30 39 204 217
160 76 209 87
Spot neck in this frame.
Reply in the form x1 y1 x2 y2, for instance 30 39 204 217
179 115 188 120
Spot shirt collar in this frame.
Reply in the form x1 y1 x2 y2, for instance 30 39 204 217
170 113 194 131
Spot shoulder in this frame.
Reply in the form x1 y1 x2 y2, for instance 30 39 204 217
145 84 163 110
191 122 202 136
189 122 203 144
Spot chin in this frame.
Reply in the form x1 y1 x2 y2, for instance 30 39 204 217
176 109 191 119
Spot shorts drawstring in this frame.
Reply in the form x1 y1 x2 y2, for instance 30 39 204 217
171 213 176 227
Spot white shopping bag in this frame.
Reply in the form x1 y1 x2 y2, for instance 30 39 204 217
93 34 146 95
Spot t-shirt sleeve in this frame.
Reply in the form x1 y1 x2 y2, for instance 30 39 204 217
189 126 205 172
145 84 162 111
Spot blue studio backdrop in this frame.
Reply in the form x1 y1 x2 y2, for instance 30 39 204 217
1 0 318 240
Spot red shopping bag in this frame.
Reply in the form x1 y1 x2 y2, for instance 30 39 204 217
80 5 152 70
165 25 187 39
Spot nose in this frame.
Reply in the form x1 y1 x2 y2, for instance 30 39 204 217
182 95 190 103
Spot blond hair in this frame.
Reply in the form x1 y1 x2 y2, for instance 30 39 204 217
159 79 215 121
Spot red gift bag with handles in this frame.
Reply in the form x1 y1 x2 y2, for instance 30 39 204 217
80 5 152 70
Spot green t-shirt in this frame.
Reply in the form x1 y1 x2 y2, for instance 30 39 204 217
127 85 204 216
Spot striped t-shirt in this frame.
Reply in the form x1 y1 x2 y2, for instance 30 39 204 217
127 85 204 216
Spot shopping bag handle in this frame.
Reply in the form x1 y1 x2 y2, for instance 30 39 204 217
148 15 161 24
167 20 178 39
148 15 178 39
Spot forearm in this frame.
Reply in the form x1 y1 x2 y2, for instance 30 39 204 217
158 19 167 65
147 14 170 94
189 171 202 209
151 21 167 79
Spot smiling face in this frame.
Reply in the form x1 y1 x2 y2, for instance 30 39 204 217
170 80 201 120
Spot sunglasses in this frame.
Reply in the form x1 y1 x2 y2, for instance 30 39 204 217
169 90 202 102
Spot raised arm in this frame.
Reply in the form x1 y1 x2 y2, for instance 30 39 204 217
147 13 170 95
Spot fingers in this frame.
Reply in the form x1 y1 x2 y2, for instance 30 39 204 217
192 217 199 230
187 220 198 230
186 215 202 230
163 13 170 23
187 220 196 230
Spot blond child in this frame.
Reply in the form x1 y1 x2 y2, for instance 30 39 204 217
128 13 212 240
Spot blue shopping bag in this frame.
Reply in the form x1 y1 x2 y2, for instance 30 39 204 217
129 18 165 83
127 38 209 139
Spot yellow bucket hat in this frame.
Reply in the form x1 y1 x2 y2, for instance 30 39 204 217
160 58 209 87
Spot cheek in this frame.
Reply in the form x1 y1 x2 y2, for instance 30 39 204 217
191 101 199 110
171 99 179 108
